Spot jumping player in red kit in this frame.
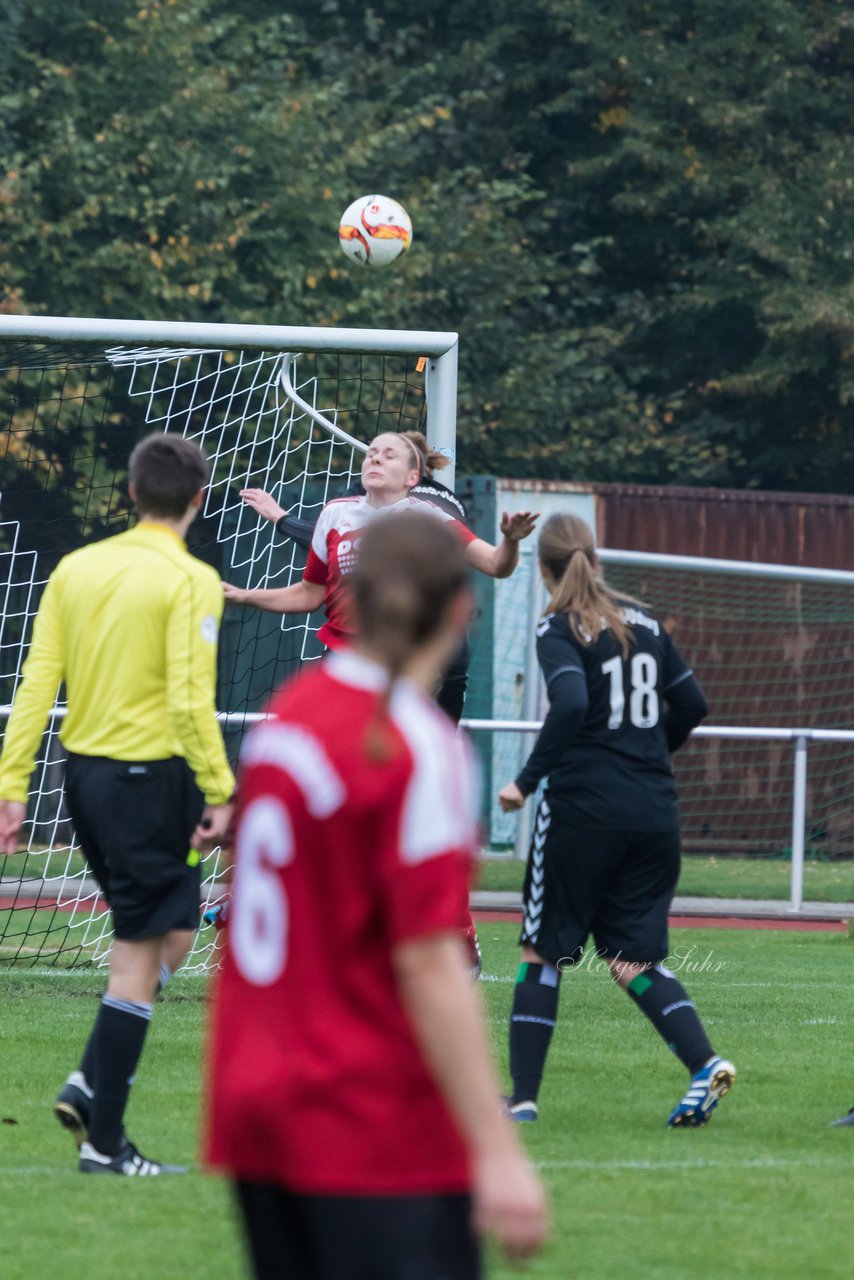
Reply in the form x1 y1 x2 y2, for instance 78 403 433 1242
223 431 536 645
223 431 538 979
240 429 475 723
206 512 547 1280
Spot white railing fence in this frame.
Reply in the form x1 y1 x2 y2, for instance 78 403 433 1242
0 707 845 914
462 720 852 914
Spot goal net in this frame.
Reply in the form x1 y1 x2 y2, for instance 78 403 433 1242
0 318 457 969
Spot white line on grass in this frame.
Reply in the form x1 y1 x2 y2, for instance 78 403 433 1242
725 981 851 989
537 1155 852 1172
1 1156 849 1178
479 976 852 990
0 1164 200 1176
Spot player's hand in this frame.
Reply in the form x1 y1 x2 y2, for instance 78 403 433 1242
474 1146 549 1261
223 582 246 607
500 510 539 543
0 800 27 855
240 489 287 525
192 803 233 853
498 782 526 813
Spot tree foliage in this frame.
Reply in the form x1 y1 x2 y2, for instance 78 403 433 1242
1 0 853 490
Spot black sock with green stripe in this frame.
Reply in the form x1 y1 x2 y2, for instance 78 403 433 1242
625 964 713 1075
509 961 561 1105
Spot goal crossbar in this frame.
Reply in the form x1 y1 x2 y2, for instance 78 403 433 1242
0 314 459 358
0 313 460 478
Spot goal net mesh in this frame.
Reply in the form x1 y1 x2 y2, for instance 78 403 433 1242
0 338 426 969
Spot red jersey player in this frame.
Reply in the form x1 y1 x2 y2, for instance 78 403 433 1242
206 512 547 1280
222 431 538 647
221 432 537 981
238 429 474 722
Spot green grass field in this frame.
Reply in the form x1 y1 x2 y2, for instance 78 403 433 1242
479 854 854 903
1 923 852 1280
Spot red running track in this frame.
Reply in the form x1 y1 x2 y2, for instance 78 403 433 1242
473 909 850 933
2 898 848 934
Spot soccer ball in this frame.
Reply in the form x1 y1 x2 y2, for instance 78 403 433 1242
338 194 413 267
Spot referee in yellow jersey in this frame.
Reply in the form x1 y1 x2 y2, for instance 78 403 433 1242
0 433 235 1177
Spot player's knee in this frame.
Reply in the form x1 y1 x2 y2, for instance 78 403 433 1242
608 957 653 988
517 956 561 988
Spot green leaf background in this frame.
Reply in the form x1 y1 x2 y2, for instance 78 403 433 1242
1 0 853 490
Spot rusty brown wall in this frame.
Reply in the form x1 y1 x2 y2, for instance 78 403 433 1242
592 483 854 570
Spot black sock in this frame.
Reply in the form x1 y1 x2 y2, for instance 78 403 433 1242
626 965 713 1075
87 996 152 1155
79 1022 96 1090
509 962 561 1105
81 970 168 1090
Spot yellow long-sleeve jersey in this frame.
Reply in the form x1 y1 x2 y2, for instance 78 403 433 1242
0 522 235 806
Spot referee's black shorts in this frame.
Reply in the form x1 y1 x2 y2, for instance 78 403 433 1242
519 794 680 967
234 1181 481 1280
64 752 205 941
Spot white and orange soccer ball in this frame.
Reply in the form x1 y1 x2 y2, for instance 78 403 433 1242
338 194 413 267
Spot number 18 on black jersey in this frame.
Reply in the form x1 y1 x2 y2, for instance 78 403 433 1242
515 604 708 831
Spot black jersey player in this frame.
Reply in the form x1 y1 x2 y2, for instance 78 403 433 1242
499 512 736 1128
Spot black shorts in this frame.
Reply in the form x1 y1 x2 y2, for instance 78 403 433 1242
234 1181 481 1280
519 795 680 966
64 752 205 941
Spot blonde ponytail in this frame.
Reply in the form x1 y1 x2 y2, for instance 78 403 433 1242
538 513 641 658
359 578 423 760
399 430 448 478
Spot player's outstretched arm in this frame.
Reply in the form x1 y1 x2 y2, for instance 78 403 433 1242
394 932 548 1261
222 579 326 615
239 489 320 552
239 488 287 524
464 511 539 579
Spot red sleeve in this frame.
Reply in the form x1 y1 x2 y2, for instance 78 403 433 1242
381 846 472 946
449 517 477 547
303 546 329 586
